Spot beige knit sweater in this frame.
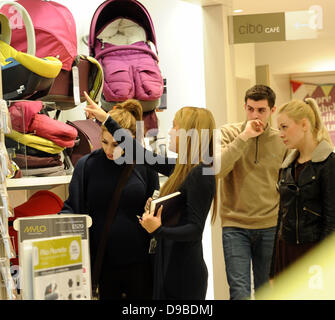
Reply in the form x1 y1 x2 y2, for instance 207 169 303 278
218 121 287 229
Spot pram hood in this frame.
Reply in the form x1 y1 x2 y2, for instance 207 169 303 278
89 0 157 57
0 1 62 100
0 0 77 71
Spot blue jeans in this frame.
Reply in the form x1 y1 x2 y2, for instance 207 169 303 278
222 226 276 300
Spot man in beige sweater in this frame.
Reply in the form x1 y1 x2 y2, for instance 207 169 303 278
219 85 287 299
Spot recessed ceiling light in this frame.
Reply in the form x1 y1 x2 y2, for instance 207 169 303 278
234 9 244 13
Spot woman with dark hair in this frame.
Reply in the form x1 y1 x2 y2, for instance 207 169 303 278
62 98 159 300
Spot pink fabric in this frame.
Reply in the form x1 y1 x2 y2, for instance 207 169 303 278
29 114 78 148
8 101 78 147
95 41 163 102
1 0 77 71
9 101 43 133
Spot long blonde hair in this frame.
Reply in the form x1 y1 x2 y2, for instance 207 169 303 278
278 98 332 145
101 99 143 137
160 107 218 223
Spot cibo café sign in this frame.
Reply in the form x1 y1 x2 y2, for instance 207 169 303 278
229 6 323 44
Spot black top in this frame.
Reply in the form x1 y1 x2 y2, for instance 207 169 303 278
62 148 159 267
104 115 216 299
270 151 335 278
293 160 309 181
152 163 215 299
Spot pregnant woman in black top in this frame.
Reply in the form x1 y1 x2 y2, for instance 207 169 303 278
84 92 218 300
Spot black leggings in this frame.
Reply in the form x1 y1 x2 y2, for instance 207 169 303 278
98 261 153 300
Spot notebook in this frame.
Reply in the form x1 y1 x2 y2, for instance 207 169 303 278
150 191 183 226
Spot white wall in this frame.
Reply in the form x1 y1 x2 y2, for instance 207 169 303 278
253 0 335 111
255 37 335 126
255 38 335 75
233 43 256 122
234 43 256 82
55 0 213 299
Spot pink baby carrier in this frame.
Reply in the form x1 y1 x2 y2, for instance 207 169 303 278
3 0 77 72
89 0 164 111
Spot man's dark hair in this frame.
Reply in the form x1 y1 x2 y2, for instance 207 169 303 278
244 85 276 109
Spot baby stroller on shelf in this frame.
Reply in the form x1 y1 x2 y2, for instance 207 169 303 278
0 1 62 102
0 1 72 177
88 0 164 137
1 0 104 172
1 0 104 111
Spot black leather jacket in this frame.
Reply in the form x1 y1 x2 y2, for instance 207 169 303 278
276 140 335 244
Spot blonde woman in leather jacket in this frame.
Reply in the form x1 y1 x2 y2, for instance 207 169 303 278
270 98 335 278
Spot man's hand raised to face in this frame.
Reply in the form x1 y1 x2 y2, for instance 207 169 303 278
239 119 265 141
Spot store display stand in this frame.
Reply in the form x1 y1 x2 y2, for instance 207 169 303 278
0 59 17 300
14 214 92 300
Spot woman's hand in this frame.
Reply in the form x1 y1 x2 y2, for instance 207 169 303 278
83 91 109 123
137 205 163 233
144 197 153 212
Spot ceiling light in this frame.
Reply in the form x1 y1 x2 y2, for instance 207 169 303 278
234 9 243 13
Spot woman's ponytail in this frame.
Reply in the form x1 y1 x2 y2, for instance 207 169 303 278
106 99 143 137
304 98 333 146
117 99 143 122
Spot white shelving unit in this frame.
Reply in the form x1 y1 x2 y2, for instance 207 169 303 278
6 175 72 191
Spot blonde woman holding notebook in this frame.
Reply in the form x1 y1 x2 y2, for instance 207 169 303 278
84 92 217 300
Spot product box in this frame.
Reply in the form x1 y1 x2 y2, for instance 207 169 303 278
31 235 83 300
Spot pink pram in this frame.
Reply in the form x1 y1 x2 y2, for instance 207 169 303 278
89 0 164 112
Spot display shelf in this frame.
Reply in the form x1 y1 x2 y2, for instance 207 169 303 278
6 175 72 190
